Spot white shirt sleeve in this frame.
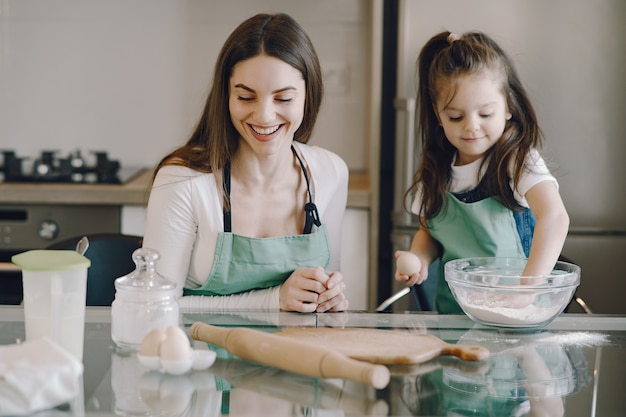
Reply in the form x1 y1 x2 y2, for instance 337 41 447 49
298 143 349 273
512 148 558 207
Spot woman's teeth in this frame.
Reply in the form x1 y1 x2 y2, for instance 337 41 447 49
251 125 280 135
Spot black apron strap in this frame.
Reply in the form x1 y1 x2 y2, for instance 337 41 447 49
291 146 321 234
222 146 321 235
223 162 232 233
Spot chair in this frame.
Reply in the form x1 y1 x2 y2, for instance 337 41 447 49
47 233 143 306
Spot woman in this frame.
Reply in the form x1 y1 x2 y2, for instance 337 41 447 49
142 13 349 312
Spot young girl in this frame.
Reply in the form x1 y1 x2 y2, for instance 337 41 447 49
395 31 569 313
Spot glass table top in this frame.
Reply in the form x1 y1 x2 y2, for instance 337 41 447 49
0 306 624 416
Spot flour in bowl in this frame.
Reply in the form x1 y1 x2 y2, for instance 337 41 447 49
461 302 561 326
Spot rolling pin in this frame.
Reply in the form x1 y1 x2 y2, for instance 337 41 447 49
189 322 391 389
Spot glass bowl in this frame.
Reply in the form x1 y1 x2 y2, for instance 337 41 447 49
444 257 580 328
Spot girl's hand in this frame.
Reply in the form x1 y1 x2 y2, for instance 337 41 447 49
394 250 428 286
279 267 347 312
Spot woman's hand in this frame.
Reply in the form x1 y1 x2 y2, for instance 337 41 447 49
316 271 349 313
279 267 348 313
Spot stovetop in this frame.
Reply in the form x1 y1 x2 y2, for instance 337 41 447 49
0 150 142 184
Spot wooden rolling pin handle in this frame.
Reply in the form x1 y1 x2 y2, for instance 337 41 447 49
189 322 390 389
441 344 490 361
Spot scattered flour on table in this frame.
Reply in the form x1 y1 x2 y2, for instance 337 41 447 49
531 332 609 347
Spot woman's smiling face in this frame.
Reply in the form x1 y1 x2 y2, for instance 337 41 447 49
435 70 511 166
229 54 306 157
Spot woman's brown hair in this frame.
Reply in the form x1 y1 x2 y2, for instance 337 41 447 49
152 13 324 178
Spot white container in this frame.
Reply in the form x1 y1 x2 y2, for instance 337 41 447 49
12 250 91 360
111 248 179 350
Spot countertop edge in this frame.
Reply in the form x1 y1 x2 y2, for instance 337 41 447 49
0 170 371 209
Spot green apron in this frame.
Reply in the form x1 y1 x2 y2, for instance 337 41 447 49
184 146 330 297
427 194 526 313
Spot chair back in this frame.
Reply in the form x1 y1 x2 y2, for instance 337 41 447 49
47 233 143 306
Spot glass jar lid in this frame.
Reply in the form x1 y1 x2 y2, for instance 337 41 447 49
114 248 176 291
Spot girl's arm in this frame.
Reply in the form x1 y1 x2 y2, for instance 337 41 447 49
523 180 570 276
395 223 441 286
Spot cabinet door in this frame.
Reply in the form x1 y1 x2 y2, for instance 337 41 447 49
340 208 369 310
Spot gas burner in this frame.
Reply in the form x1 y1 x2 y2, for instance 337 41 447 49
0 150 127 184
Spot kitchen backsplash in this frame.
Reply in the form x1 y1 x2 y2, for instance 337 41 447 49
0 0 372 171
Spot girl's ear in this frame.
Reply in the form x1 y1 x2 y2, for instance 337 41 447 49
506 112 512 121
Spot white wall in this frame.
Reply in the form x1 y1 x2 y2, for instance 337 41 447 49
0 0 371 171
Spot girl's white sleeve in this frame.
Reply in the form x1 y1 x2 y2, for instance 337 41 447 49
512 149 558 207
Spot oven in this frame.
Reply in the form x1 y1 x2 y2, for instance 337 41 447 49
0 150 146 304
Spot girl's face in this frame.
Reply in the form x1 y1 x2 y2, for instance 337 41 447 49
229 54 306 157
435 71 511 166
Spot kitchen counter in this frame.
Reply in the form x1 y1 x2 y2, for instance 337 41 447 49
1 306 624 416
0 170 371 209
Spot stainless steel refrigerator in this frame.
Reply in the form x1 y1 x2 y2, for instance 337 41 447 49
387 0 626 313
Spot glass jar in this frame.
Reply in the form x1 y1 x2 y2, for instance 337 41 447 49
111 248 179 350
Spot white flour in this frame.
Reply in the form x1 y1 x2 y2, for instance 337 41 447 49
461 302 561 326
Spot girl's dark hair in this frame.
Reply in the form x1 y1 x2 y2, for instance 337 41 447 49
153 13 323 175
409 31 542 226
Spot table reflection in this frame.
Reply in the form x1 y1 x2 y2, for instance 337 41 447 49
396 328 602 416
1 307 624 417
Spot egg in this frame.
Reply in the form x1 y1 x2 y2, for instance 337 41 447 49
159 326 193 375
139 329 167 358
138 329 167 370
396 252 421 276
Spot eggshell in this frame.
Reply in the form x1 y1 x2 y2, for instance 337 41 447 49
396 252 421 276
191 349 217 370
137 354 161 370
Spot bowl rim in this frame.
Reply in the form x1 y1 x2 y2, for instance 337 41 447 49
444 257 580 289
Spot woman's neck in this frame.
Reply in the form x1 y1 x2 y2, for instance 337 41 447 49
231 142 299 189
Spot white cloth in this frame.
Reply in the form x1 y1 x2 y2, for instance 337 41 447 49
411 148 557 214
0 338 83 416
143 142 349 310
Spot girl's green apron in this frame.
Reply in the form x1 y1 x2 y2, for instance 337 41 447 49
427 193 528 313
184 146 330 296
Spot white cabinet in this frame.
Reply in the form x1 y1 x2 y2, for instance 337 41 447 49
340 208 369 310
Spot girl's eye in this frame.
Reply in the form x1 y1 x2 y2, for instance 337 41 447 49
275 97 293 103
481 113 494 118
237 96 254 102
449 116 462 122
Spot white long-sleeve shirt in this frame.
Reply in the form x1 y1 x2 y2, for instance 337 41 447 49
143 142 349 310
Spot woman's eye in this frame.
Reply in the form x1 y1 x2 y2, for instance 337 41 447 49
237 96 254 102
275 97 293 103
